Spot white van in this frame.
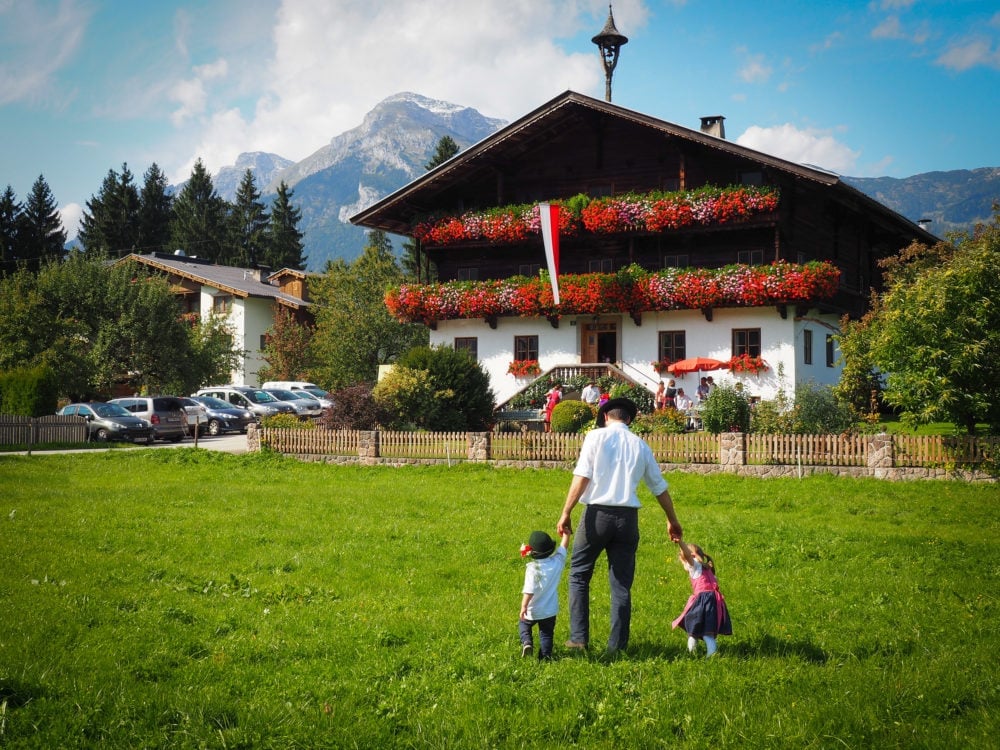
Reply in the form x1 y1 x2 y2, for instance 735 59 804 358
260 381 333 408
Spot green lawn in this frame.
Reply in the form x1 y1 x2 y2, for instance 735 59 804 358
1 449 997 748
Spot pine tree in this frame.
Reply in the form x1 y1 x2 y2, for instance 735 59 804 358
230 169 269 268
425 135 459 170
20 175 67 272
78 163 141 257
169 159 229 263
264 181 306 270
138 163 174 254
0 185 22 275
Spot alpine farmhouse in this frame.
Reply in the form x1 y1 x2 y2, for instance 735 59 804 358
351 91 934 406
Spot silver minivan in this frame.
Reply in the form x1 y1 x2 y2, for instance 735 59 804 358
109 396 188 442
193 386 297 419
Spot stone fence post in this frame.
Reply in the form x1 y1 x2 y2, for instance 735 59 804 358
720 432 746 472
867 432 894 478
358 430 380 462
467 432 490 461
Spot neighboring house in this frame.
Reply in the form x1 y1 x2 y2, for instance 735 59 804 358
120 252 313 387
351 91 934 405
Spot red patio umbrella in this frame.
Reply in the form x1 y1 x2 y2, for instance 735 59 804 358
666 357 728 375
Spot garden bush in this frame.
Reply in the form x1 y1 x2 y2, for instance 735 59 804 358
701 384 752 434
260 413 314 430
632 407 688 434
319 383 387 430
394 345 495 430
549 399 594 433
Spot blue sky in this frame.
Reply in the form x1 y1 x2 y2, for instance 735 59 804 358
2 0 998 239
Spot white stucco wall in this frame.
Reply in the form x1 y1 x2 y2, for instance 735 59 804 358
430 306 843 405
200 288 274 387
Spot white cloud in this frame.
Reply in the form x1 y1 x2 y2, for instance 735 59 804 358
60 202 84 240
170 59 229 126
175 0 640 179
936 38 1000 71
738 52 773 84
736 123 862 175
0 0 90 105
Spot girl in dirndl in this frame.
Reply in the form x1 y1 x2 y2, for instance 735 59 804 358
672 541 732 657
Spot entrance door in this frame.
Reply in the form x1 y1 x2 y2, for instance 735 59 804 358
581 320 619 364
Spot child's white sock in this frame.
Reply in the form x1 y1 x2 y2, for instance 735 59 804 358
687 636 698 654
704 636 717 657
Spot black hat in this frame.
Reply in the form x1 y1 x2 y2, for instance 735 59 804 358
596 397 638 428
526 530 556 559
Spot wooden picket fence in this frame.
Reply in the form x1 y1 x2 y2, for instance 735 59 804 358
893 434 1000 468
747 433 869 467
0 415 88 446
259 428 362 456
491 431 585 462
379 431 469 460
258 427 997 472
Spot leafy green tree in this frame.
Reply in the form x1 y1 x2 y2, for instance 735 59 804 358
309 231 427 388
138 163 174 253
179 314 243 395
0 185 22 274
257 305 315 384
78 163 141 257
170 159 230 264
0 253 238 400
0 265 89 397
393 345 495 431
229 169 269 267
264 181 306 270
19 175 66 271
837 209 1000 433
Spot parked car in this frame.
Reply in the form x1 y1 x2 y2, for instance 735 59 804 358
193 386 297 419
261 381 334 408
109 396 188 442
189 395 255 435
263 388 324 418
57 402 153 443
177 397 209 436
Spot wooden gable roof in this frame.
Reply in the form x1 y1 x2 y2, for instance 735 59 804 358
350 90 934 244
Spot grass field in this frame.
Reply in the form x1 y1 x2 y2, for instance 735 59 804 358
1 449 997 748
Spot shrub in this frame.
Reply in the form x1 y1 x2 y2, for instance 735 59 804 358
701 385 752 434
260 413 314 430
395 346 496 431
633 407 688 434
550 399 595 433
372 367 437 430
0 364 59 417
319 384 387 430
792 382 857 434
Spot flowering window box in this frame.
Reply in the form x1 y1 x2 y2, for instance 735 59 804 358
411 185 779 247
507 359 541 377
385 261 840 324
728 354 770 375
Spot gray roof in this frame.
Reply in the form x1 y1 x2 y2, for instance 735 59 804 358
122 253 310 309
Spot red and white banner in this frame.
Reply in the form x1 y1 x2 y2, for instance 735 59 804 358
538 203 560 305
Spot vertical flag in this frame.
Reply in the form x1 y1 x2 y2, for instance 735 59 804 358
538 203 560 305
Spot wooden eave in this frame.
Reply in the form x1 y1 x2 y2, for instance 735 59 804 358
349 90 937 247
119 254 309 311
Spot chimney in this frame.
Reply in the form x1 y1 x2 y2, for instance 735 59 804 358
700 116 726 139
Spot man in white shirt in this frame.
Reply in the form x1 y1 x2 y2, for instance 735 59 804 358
556 398 684 655
581 381 600 406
